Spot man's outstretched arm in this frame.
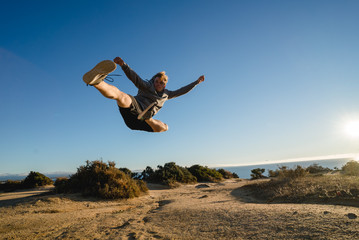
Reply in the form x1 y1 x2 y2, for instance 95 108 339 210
167 75 205 99
113 57 150 90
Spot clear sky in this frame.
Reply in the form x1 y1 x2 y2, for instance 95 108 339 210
1 0 359 175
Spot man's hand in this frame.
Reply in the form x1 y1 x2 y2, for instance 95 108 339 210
197 75 205 84
113 57 124 66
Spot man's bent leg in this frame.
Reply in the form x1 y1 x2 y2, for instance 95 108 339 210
145 118 169 132
94 81 132 108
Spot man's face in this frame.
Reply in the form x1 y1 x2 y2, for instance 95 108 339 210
154 77 166 92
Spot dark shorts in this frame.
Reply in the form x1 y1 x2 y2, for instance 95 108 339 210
118 96 153 132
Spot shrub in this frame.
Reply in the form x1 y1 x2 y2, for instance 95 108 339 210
274 166 308 181
217 169 239 179
1 180 23 192
54 177 70 193
22 171 53 188
268 169 279 178
156 162 197 186
188 164 223 182
118 167 132 175
140 162 197 187
342 160 359 176
250 168 266 179
55 160 148 199
306 164 332 174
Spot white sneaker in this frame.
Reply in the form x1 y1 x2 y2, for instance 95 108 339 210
83 60 117 86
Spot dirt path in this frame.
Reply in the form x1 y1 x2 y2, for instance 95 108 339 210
0 180 358 239
0 186 54 202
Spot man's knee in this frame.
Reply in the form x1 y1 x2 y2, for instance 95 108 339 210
117 94 132 108
146 119 168 132
156 124 168 132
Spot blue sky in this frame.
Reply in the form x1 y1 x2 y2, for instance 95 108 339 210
1 0 359 175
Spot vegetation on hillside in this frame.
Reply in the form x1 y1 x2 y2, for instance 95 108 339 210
245 160 359 206
138 162 239 187
1 161 239 198
2 159 358 206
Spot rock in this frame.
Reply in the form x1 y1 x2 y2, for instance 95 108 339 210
323 211 330 215
196 184 210 189
347 213 357 219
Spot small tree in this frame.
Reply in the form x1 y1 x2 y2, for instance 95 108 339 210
250 168 266 179
140 166 155 181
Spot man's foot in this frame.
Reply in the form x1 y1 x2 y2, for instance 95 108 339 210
83 60 117 86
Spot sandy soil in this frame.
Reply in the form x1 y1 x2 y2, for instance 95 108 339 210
1 179 358 240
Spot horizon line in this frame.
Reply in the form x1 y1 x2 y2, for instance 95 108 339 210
1 152 357 176
210 152 358 168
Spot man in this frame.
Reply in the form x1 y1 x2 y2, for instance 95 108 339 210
83 57 205 132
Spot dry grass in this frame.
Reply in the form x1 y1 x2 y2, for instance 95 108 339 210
243 173 359 206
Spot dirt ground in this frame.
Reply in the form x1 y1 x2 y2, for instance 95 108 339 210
1 179 358 239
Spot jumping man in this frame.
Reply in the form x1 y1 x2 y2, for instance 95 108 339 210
83 57 205 132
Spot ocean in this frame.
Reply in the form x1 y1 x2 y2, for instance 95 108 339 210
219 158 353 179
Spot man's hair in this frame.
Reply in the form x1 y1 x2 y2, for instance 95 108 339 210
152 71 168 83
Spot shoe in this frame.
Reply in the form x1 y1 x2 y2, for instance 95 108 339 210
83 60 117 86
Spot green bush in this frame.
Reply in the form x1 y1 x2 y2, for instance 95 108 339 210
141 162 197 187
155 162 197 186
217 169 239 179
342 160 359 176
250 168 266 180
55 160 148 199
188 164 223 182
22 171 53 188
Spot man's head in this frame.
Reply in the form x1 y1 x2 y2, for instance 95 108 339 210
153 71 168 92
